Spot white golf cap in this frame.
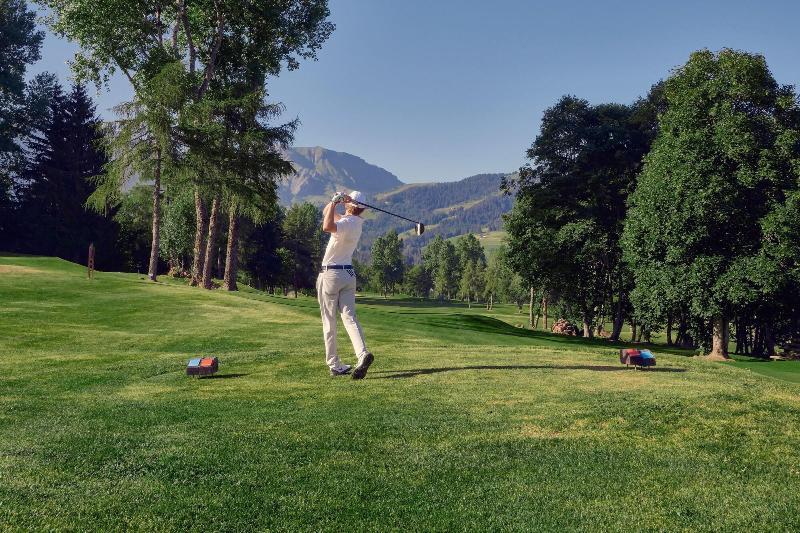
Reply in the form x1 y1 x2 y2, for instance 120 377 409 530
348 190 366 206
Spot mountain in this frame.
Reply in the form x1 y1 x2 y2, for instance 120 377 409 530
279 147 404 204
279 146 514 261
359 173 516 262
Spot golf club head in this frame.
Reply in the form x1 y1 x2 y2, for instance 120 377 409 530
416 222 425 236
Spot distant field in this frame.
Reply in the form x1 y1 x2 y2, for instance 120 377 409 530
448 229 507 254
2 255 799 530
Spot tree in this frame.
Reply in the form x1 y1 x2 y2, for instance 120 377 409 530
432 240 458 300
159 187 195 275
42 0 334 286
403 263 432 298
484 245 516 310
88 62 191 281
0 0 43 158
238 208 285 292
282 202 322 297
0 0 44 250
17 83 120 267
455 233 486 269
504 91 658 338
113 185 153 273
422 234 446 276
622 49 800 359
459 260 485 308
370 229 404 297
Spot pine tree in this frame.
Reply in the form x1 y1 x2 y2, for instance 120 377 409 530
18 83 117 266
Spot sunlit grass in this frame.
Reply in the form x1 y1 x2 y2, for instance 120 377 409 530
1 255 799 530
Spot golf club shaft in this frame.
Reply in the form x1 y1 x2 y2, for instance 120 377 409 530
353 201 420 225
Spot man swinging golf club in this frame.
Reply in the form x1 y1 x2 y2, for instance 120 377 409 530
318 190 374 379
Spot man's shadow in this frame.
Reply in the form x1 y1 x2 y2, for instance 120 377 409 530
372 364 686 379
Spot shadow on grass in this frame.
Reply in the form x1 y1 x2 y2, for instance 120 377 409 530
372 364 687 379
199 373 249 379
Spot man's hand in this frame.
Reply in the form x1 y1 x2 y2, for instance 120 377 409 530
331 191 348 204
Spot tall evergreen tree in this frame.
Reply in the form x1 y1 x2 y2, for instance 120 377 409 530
18 83 118 266
0 0 45 250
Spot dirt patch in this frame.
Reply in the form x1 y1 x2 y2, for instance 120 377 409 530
0 265 45 275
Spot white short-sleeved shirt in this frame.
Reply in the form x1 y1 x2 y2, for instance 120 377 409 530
322 214 364 266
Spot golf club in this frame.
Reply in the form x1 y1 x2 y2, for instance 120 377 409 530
353 200 425 235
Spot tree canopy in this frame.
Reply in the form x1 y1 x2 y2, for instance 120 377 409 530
622 49 800 358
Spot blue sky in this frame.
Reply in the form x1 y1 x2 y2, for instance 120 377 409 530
32 0 800 182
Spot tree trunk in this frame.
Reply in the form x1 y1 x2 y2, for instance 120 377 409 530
582 318 593 339
707 316 729 360
543 294 549 331
666 316 674 346
610 298 625 341
630 319 637 343
147 152 162 282
765 323 776 357
528 286 534 329
222 204 239 291
190 189 208 286
202 195 220 289
734 320 746 354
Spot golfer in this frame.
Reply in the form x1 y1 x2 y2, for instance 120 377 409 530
317 190 374 379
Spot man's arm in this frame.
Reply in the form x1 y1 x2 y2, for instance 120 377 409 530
322 193 349 233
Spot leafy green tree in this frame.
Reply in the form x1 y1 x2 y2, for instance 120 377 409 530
484 245 516 309
422 234 446 274
433 240 458 300
403 264 432 298
275 246 294 295
0 0 43 157
88 62 191 281
504 91 658 338
454 233 486 279
370 229 404 297
113 185 153 273
459 260 485 307
238 208 285 292
282 202 322 297
159 187 195 275
42 0 333 287
622 49 800 359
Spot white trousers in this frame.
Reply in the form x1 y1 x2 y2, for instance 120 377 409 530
316 270 368 370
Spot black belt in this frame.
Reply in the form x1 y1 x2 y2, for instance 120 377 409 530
320 264 353 272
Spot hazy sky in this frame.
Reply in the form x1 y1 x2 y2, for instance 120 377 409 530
32 0 800 182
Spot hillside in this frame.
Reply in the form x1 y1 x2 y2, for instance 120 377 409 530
278 147 515 260
280 147 404 204
360 172 515 261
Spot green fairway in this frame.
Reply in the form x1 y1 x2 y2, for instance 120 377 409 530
2 255 800 530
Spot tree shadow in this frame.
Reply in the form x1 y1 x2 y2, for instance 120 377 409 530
371 364 687 379
199 373 249 379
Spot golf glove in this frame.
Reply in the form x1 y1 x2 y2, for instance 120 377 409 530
331 191 347 204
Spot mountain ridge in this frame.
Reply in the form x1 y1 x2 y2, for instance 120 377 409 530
279 146 404 204
280 146 515 260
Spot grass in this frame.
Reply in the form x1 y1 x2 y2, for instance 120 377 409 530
2 255 800 530
446 229 507 255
